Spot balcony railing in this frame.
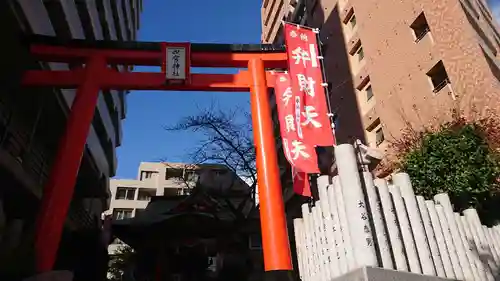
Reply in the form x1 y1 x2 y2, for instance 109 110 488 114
432 78 450 93
414 27 430 43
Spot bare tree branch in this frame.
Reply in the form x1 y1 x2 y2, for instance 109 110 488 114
164 103 256 185
163 103 257 220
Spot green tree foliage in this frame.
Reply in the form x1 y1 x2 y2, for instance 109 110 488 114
108 245 135 281
395 117 500 224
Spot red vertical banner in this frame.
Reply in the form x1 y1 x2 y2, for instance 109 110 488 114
274 72 316 197
274 72 319 174
284 23 335 147
292 167 311 197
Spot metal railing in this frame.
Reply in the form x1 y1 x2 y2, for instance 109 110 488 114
432 78 450 93
414 27 430 43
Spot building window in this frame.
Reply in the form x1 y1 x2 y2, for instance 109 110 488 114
165 168 183 180
113 208 133 220
137 189 153 201
410 12 430 42
349 14 357 28
115 187 136 200
366 85 374 101
375 128 385 146
426 60 450 93
356 46 364 61
140 171 156 180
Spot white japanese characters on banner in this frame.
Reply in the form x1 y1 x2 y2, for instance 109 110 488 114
274 72 319 176
284 23 335 147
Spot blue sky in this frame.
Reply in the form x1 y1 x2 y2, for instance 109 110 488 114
115 0 500 179
115 0 263 179
488 0 500 20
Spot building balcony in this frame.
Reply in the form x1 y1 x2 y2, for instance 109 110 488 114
354 65 370 90
347 31 361 56
340 1 354 24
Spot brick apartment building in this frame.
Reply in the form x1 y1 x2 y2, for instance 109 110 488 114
262 0 500 152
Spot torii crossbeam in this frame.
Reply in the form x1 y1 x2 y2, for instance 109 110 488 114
22 35 293 278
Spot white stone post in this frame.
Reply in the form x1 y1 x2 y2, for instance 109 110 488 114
393 173 435 275
374 179 408 271
416 196 445 277
485 227 500 268
333 175 357 270
334 144 378 268
461 215 492 281
328 177 349 274
493 225 500 239
317 176 341 277
389 184 421 273
312 205 328 281
454 213 482 281
302 204 316 281
463 208 498 275
426 201 456 279
362 172 393 269
434 193 474 281
483 226 500 267
435 204 464 279
461 212 494 281
294 218 307 281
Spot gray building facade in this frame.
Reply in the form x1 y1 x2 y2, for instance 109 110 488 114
0 0 142 278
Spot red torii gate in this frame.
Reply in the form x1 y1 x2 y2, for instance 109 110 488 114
22 35 293 276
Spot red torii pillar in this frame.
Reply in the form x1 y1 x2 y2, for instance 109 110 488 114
23 39 294 278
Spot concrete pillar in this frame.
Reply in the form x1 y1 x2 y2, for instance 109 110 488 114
393 173 435 275
301 204 316 281
317 176 341 277
435 204 464 279
389 184 421 273
434 193 474 281
374 179 408 271
362 172 393 269
328 178 349 274
426 201 456 279
333 175 357 270
454 213 482 281
461 212 494 281
334 144 378 268
293 218 307 281
416 196 445 277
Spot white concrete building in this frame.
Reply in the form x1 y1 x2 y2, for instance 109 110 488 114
107 161 250 254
